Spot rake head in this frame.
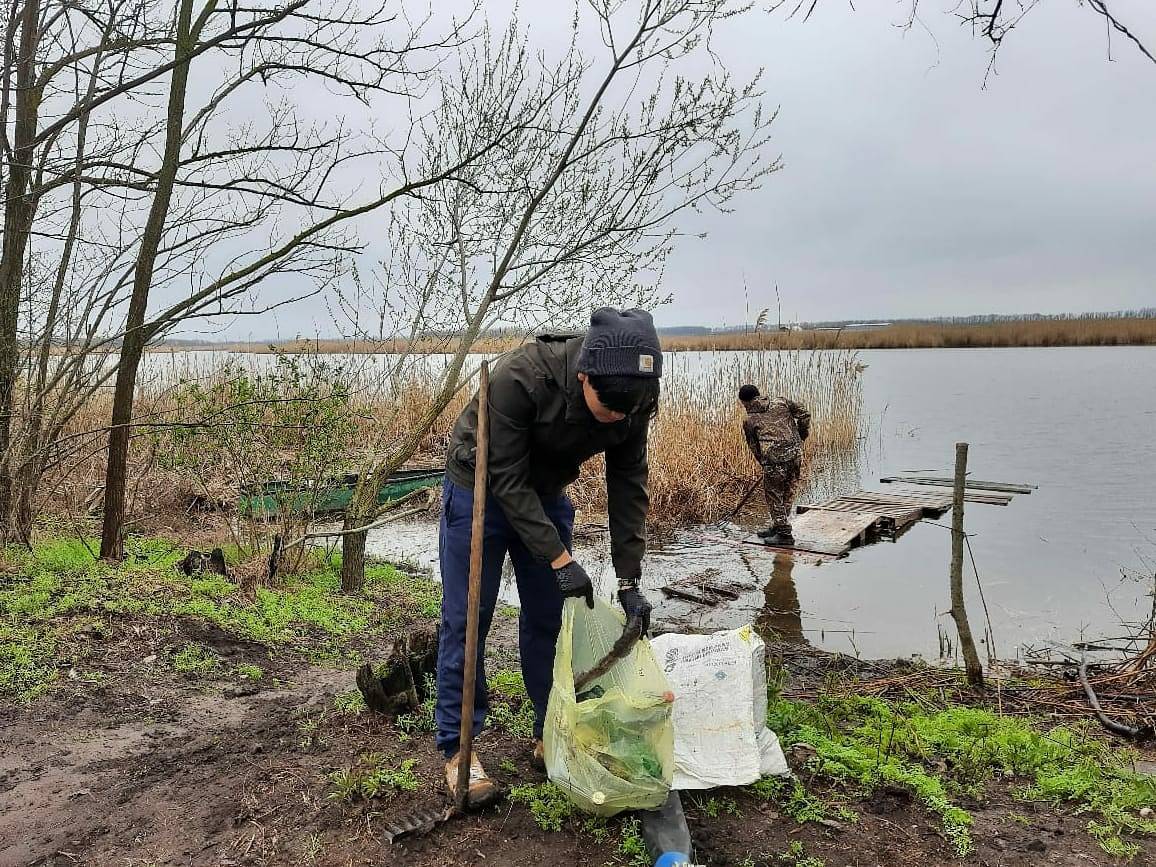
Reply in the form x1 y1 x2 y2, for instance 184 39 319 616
380 805 456 844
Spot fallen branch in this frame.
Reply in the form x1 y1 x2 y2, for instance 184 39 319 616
282 504 427 551
1076 658 1155 742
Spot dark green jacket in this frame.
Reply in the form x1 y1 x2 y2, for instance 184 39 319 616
445 335 650 579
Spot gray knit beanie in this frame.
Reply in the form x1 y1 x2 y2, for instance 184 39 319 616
576 307 663 378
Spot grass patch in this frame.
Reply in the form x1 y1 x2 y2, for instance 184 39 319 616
509 782 575 832
779 840 825 867
235 663 264 680
616 816 651 867
365 564 441 619
487 669 535 738
171 642 221 677
0 535 438 701
690 793 741 818
749 775 842 824
334 688 368 715
768 691 1156 857
327 755 420 802
396 674 437 738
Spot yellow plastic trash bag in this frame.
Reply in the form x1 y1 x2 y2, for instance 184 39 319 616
544 597 674 816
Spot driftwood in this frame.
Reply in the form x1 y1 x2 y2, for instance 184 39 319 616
574 613 645 694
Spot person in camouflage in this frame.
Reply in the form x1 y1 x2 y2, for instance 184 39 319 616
738 384 811 546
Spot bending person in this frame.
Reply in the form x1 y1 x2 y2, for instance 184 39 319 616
438 307 661 806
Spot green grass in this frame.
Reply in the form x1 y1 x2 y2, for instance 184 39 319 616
691 793 741 818
235 663 264 680
781 840 825 867
334 689 368 715
327 755 420 802
616 816 651 867
749 774 856 825
509 782 576 832
486 668 535 738
489 668 527 699
395 674 438 738
171 642 221 677
0 534 442 701
767 691 1156 858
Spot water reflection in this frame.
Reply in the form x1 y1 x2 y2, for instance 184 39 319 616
754 555 807 646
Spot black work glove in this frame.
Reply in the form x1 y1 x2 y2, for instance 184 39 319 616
554 560 594 608
617 577 653 637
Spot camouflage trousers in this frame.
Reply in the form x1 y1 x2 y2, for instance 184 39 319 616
762 455 802 531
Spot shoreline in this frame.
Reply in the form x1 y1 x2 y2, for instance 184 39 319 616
144 317 1156 354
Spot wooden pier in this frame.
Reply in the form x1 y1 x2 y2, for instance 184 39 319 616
768 484 1015 557
670 478 1029 605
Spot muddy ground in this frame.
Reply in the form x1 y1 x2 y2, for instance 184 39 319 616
4 605 1152 867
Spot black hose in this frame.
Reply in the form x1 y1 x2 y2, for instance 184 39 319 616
1075 659 1155 741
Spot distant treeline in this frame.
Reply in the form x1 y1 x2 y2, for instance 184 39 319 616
154 310 1156 352
793 308 1156 331
663 317 1156 351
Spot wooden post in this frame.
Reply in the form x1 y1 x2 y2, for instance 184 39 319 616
456 362 489 810
949 442 984 689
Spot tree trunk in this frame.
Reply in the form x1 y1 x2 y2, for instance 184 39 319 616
949 441 984 689
340 519 368 593
0 0 43 540
99 0 198 560
14 443 41 544
340 474 376 592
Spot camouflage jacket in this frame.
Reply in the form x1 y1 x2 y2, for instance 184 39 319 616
742 395 811 464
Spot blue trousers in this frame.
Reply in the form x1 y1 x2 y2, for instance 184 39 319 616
435 480 574 756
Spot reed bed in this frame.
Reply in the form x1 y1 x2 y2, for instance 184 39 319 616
569 349 864 525
31 346 864 533
663 317 1156 351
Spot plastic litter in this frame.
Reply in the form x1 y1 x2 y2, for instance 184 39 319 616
650 625 789 789
544 597 674 816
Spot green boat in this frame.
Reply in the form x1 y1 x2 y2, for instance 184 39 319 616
239 468 444 518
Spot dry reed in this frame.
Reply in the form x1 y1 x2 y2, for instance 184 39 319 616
31 347 864 533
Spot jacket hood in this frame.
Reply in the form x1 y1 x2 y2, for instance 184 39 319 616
528 334 580 383
527 335 588 420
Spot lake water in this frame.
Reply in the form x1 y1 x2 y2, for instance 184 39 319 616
354 346 1156 661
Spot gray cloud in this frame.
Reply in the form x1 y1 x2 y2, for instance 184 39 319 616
654 1 1156 326
226 1 1155 340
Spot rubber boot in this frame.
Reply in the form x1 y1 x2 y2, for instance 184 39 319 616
762 529 795 547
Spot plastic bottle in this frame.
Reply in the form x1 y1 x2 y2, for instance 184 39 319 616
638 790 693 867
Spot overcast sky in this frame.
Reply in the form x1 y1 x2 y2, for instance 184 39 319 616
241 1 1156 338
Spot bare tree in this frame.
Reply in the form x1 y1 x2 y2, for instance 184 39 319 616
770 0 1155 67
332 1 780 591
0 1 501 553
